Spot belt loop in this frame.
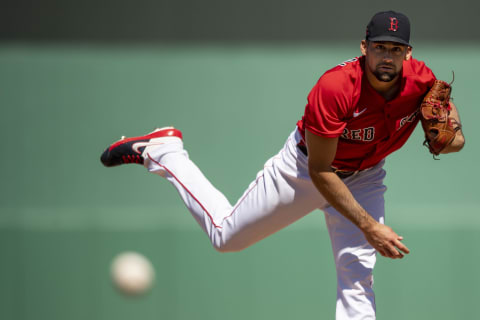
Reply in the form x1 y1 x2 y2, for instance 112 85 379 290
331 167 357 179
297 143 308 156
297 142 359 179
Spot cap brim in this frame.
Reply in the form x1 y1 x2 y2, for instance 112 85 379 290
367 36 411 47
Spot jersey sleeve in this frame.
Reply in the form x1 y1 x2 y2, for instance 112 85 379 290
303 73 350 138
407 58 437 87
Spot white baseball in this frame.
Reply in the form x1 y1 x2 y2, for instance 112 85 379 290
111 251 155 295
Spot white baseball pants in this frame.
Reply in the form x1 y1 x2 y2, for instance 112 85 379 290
144 127 386 320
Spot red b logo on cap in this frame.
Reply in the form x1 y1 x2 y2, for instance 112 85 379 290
388 17 398 31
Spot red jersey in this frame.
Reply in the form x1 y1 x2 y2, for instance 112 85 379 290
297 56 436 171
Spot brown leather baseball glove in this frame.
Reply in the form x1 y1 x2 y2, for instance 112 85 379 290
420 80 460 157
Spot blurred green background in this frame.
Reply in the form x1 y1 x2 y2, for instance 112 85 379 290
1 1 479 319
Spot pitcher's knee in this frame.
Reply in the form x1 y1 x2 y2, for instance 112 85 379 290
336 253 375 291
338 270 374 292
212 239 250 253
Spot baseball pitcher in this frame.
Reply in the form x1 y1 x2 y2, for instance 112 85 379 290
100 11 465 319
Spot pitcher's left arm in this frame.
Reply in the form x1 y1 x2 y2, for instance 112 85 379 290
440 102 465 154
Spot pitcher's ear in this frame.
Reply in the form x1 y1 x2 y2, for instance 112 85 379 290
405 46 412 60
360 40 368 56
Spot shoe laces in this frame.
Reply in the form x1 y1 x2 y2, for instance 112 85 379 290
122 154 143 164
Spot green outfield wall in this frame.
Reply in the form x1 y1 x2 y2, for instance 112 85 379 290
0 43 478 320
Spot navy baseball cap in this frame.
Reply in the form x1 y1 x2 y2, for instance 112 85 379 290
366 11 411 46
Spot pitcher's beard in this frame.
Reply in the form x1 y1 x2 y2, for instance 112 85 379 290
373 65 398 82
373 69 398 82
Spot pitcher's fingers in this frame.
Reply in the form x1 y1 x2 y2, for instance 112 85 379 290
376 247 387 258
385 244 402 259
389 244 404 258
394 239 410 254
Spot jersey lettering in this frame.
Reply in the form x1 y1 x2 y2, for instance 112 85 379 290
396 110 419 131
351 129 362 140
363 127 375 141
341 127 376 142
